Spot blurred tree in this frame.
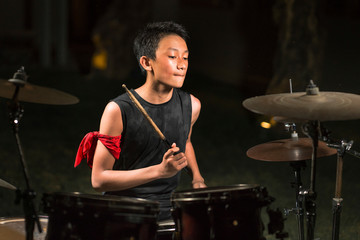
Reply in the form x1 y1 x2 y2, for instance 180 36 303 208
268 0 324 94
91 0 153 80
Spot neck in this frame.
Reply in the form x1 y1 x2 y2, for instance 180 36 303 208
135 81 174 104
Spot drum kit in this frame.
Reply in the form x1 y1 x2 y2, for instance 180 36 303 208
1 67 359 240
243 80 360 240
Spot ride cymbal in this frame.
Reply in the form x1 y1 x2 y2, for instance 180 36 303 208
243 91 360 121
247 138 337 162
0 79 79 105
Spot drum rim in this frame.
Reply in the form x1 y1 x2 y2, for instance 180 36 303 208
0 216 48 224
42 192 159 205
173 184 259 195
171 184 262 203
41 192 160 216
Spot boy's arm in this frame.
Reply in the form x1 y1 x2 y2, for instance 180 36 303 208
91 101 187 192
185 95 206 188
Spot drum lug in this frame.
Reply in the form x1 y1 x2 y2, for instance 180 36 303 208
207 205 216 240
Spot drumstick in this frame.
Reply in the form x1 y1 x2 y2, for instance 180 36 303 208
122 84 171 146
122 84 192 177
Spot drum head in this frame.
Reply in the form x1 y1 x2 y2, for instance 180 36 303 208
171 184 269 205
0 216 48 240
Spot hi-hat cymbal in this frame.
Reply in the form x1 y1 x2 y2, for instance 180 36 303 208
247 138 337 162
0 178 17 191
0 79 79 105
243 91 360 121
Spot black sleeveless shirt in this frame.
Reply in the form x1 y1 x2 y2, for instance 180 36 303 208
106 88 192 220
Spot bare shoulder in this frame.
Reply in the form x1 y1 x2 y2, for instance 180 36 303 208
104 101 121 113
99 101 123 136
190 94 201 123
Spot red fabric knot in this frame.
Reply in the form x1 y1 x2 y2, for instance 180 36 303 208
74 131 121 168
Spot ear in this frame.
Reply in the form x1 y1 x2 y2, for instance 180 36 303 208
139 56 153 72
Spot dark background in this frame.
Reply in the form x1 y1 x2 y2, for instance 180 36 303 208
1 0 360 239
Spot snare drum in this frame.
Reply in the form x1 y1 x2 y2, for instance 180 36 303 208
171 184 272 240
0 216 48 240
42 192 159 240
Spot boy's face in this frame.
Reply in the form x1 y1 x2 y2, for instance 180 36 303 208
149 34 188 88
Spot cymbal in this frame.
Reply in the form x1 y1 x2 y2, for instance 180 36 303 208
272 116 306 124
0 178 17 191
0 79 79 105
242 91 360 121
247 138 337 162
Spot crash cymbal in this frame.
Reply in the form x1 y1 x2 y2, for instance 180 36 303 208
0 178 17 191
247 138 337 162
0 78 79 105
243 91 360 121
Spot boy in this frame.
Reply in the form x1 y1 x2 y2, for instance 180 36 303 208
77 21 206 221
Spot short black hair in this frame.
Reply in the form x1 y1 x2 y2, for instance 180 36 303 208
133 21 189 75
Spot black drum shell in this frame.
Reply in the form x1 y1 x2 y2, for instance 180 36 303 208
41 192 159 240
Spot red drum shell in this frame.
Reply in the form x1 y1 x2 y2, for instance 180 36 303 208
171 184 271 240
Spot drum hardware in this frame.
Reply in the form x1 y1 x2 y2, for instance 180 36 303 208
294 119 323 240
1 67 80 240
0 68 79 105
207 205 216 240
283 161 306 240
243 80 360 240
247 119 336 240
283 118 304 240
267 207 289 240
325 138 360 240
156 219 179 240
6 67 43 240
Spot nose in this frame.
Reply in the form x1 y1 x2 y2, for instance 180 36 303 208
177 59 187 70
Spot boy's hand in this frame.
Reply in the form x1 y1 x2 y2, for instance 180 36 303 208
192 177 206 189
159 143 187 178
192 181 206 189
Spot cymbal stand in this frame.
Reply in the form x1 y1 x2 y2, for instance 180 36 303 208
7 67 42 240
283 122 305 240
285 161 306 240
301 120 321 240
326 139 354 240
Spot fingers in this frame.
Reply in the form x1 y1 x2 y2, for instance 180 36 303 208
159 143 188 178
164 143 187 168
171 152 187 169
164 143 180 158
176 156 187 167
